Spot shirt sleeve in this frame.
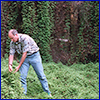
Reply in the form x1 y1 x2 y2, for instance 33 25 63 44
9 42 15 55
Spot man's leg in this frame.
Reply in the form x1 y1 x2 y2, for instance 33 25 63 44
19 58 30 95
29 51 51 94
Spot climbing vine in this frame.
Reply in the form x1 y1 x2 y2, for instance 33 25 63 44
1 1 55 62
1 1 99 64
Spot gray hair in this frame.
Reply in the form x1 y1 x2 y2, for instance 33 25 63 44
9 29 18 35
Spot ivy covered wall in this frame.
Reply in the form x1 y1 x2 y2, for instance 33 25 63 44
1 1 99 64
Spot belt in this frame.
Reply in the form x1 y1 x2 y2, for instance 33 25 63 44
27 51 38 56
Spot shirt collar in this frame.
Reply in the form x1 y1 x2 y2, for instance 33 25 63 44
18 34 21 43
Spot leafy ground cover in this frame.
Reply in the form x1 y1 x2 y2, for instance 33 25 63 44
1 58 99 99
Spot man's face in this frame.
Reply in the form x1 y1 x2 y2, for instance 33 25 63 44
8 32 18 43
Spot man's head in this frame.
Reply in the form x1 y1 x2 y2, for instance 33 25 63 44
8 29 19 42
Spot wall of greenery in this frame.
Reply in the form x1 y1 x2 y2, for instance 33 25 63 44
50 1 99 65
1 1 99 64
1 1 55 62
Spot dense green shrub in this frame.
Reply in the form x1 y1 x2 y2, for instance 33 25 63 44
65 1 99 64
1 58 29 99
1 1 55 62
35 1 54 62
21 1 35 36
1 58 99 99
78 1 99 63
1 1 99 64
1 1 21 55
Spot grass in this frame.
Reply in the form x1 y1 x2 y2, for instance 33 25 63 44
1 58 99 99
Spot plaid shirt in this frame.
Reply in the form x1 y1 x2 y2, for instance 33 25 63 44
9 34 39 56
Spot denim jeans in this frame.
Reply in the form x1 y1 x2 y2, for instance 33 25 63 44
19 51 51 94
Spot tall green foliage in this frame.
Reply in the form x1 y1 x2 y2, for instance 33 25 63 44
68 1 99 64
1 1 99 64
1 1 19 54
1 1 8 54
6 1 20 53
77 1 99 63
88 1 99 61
1 1 55 62
36 1 54 62
21 1 54 62
21 1 35 36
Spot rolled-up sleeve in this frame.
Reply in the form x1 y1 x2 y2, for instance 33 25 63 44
9 42 15 55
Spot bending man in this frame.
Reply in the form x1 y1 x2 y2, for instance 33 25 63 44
8 29 51 96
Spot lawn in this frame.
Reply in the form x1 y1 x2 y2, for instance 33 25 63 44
1 58 99 99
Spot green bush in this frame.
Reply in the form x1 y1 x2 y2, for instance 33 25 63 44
1 58 99 99
1 1 99 64
1 1 55 63
1 58 29 99
76 1 99 63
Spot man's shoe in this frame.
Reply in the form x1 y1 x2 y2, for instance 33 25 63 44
48 93 52 97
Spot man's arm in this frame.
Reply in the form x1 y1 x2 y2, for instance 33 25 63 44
14 52 27 73
9 55 14 72
19 52 27 68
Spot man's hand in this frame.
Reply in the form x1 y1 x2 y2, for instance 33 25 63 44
9 65 13 72
14 66 20 73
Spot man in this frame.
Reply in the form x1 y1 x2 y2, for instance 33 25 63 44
8 29 51 96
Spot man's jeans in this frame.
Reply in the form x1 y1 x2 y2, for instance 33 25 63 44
19 51 51 94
